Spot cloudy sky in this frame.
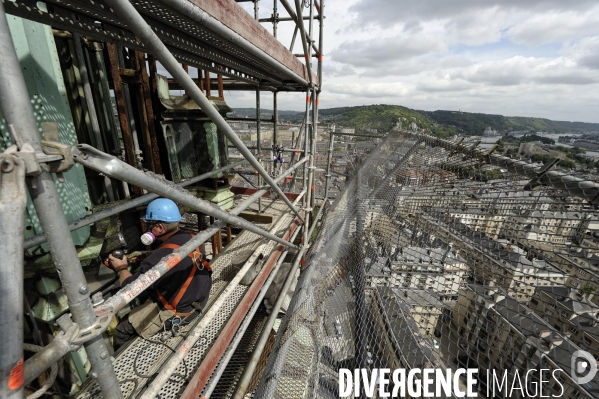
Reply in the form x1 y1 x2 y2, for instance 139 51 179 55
229 0 599 122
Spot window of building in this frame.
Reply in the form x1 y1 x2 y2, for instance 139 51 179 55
570 326 579 335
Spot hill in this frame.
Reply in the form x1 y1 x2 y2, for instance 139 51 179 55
228 105 456 137
229 105 599 138
418 110 511 135
315 105 457 138
508 117 599 133
227 107 302 121
421 111 599 135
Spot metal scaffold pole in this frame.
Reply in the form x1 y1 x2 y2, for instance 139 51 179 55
317 0 324 89
302 88 312 245
273 0 278 38
72 32 114 202
0 152 26 398
24 159 248 250
72 145 297 248
279 0 320 57
323 129 334 203
93 157 308 317
0 2 123 397
103 0 304 222
255 3 262 213
273 90 278 176
232 245 308 399
309 91 318 216
293 0 314 86
256 88 262 212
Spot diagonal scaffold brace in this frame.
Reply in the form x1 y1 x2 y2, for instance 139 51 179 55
102 0 304 223
72 144 298 249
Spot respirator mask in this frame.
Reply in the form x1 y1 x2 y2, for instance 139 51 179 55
140 221 160 245
140 231 156 245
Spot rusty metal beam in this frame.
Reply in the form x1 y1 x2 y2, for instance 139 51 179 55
105 43 139 195
204 69 211 97
217 73 224 99
131 50 161 174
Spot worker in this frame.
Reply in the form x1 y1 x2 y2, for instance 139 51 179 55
106 198 212 346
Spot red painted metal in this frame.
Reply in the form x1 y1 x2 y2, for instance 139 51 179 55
179 216 302 399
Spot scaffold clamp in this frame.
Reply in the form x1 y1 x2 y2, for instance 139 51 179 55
4 143 41 176
56 312 114 346
4 123 75 176
40 122 76 174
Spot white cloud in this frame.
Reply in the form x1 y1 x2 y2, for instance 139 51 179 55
331 34 446 69
224 0 599 123
565 36 599 70
508 9 599 45
325 82 415 98
347 0 597 29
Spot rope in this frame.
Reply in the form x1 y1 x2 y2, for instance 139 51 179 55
134 333 189 383
23 343 59 399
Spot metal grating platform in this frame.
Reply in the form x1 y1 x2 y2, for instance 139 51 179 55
209 309 270 399
76 198 297 398
3 0 312 90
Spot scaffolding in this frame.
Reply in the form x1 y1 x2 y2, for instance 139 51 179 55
0 0 323 397
7 1 599 399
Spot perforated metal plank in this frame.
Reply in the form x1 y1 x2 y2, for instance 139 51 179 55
76 198 296 398
156 211 296 398
208 310 270 399
4 0 312 90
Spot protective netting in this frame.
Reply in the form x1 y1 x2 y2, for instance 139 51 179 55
253 129 599 399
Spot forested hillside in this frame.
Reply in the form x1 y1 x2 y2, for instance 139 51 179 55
229 105 599 138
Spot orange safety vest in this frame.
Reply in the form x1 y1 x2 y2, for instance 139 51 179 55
155 232 211 312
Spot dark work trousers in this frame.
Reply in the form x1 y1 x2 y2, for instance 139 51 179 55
115 306 203 346
115 317 137 347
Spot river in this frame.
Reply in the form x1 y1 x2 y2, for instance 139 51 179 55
472 133 599 158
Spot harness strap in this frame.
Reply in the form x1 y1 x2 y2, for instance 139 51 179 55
155 264 197 311
155 232 211 311
158 243 211 271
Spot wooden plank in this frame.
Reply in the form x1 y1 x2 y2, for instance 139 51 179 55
188 0 317 84
230 186 300 201
238 211 273 224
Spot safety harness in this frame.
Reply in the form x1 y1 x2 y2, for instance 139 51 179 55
155 232 211 314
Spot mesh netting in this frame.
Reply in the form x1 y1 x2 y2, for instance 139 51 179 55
252 129 599 399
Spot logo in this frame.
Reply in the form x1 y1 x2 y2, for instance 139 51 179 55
571 350 597 385
339 368 479 398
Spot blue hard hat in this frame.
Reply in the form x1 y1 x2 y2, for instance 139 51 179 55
144 198 182 222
